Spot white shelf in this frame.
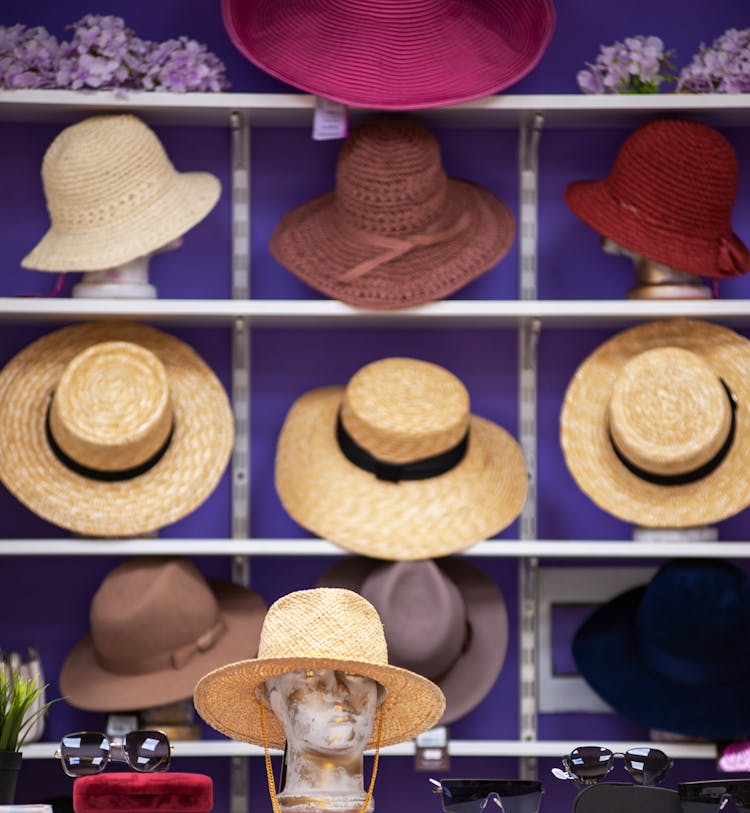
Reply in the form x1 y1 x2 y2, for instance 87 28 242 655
21 738 717 760
3 538 750 558
1 297 750 328
0 89 748 128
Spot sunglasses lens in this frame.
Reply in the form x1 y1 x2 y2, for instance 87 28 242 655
60 732 109 777
124 730 171 773
624 747 670 785
438 781 542 813
567 746 613 782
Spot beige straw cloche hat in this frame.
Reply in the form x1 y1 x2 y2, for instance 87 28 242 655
560 319 750 527
193 587 446 749
0 321 233 537
275 357 528 560
22 114 220 272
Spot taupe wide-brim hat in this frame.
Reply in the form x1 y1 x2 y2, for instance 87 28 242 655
22 114 221 272
275 357 528 560
560 319 750 527
0 321 233 537
318 557 508 726
193 587 446 749
61 557 266 711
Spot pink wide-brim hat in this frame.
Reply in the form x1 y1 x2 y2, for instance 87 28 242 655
222 0 556 110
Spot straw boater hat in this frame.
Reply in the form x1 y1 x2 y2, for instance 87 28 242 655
22 114 221 272
270 117 515 310
222 0 556 110
0 321 233 537
318 557 508 725
193 587 446 749
560 319 750 528
61 557 266 711
565 119 749 280
275 357 528 560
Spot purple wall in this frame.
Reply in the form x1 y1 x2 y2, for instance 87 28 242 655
1 1 750 812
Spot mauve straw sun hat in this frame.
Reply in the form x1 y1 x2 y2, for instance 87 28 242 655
222 0 556 110
270 117 515 309
22 114 221 272
565 118 749 280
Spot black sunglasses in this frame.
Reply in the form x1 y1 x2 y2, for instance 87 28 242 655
431 779 544 813
679 780 750 812
552 746 672 786
55 730 172 777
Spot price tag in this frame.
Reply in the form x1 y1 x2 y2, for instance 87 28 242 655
312 97 348 141
414 725 450 772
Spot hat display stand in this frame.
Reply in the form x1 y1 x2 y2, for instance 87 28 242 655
573 783 681 813
72 774 213 813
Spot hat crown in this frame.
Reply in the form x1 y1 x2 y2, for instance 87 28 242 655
340 357 469 464
258 588 389 665
334 118 449 237
41 114 177 233
607 119 738 237
48 341 173 473
90 557 223 673
608 346 732 476
361 561 466 679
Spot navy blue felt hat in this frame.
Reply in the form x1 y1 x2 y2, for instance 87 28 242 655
573 559 750 739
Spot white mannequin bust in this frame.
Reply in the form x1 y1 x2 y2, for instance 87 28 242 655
261 669 386 813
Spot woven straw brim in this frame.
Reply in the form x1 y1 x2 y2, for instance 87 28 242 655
275 386 527 559
60 581 266 712
560 319 750 527
270 181 514 309
565 180 750 280
22 172 220 272
0 322 233 537
193 654 446 749
222 0 555 110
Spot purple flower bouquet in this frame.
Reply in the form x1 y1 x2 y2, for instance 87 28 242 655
678 27 750 93
577 35 677 94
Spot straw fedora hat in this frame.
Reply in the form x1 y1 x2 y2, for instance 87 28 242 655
222 0 556 110
565 119 749 280
270 117 515 310
275 357 528 560
61 557 267 712
560 319 750 527
193 587 446 749
0 321 233 537
22 114 221 272
318 557 508 725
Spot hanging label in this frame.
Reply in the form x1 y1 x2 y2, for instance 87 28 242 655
312 97 348 141
414 725 450 772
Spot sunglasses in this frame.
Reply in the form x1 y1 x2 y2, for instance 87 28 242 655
430 779 544 813
679 780 750 812
55 730 172 777
552 746 672 786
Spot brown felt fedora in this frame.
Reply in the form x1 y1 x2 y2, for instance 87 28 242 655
318 557 508 725
60 557 267 712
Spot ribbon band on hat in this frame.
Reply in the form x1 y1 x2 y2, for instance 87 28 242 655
639 637 750 687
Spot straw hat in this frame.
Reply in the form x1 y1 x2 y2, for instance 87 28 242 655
560 319 750 527
270 117 515 310
565 119 749 280
318 557 508 725
61 557 267 711
275 357 528 560
222 0 556 110
193 587 446 749
22 114 221 272
0 321 233 537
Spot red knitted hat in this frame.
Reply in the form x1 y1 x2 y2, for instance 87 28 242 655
565 118 749 280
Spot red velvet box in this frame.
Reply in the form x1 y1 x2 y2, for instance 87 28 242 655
73 774 213 813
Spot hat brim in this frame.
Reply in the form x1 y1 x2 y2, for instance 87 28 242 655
193 653 446 749
0 322 233 537
222 0 555 110
60 581 266 712
573 584 750 738
317 557 508 725
22 172 220 272
270 180 514 309
275 386 527 559
560 319 750 527
565 180 749 280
